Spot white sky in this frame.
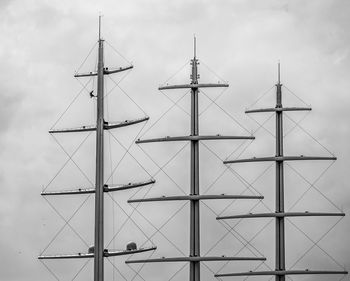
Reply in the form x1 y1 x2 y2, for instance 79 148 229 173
0 1 349 281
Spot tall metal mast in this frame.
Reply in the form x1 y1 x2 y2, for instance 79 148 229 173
39 17 157 281
94 15 105 281
275 62 285 281
126 37 267 280
216 63 347 279
190 36 200 281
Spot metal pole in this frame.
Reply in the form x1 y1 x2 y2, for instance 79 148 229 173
189 36 200 281
94 16 105 281
275 62 285 281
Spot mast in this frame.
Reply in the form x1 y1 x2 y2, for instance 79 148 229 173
189 35 200 281
275 62 285 281
216 63 347 279
94 15 105 281
127 37 267 279
39 16 157 281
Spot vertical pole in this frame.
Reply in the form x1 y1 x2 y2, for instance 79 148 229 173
189 36 200 281
94 16 105 281
275 62 285 281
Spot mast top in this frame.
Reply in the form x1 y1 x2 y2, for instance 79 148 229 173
193 35 197 59
98 14 103 41
278 60 281 84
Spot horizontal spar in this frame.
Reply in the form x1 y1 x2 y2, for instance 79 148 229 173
158 83 229 90
136 135 254 144
217 211 345 220
74 65 133 77
41 179 155 196
38 246 156 260
128 194 263 203
126 255 265 264
245 107 312 114
49 117 149 133
224 155 337 164
215 270 348 277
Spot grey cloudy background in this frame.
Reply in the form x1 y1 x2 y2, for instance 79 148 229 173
0 0 349 281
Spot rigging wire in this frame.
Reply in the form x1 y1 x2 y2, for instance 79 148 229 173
200 88 251 134
284 113 335 156
200 59 228 84
287 217 346 270
283 85 310 107
286 162 342 212
137 143 189 196
50 77 93 130
105 40 132 65
76 41 98 73
40 260 60 281
139 91 189 139
40 194 92 255
43 132 93 192
51 134 94 185
70 258 91 281
107 74 148 116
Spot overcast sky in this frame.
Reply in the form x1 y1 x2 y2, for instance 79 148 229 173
0 1 350 281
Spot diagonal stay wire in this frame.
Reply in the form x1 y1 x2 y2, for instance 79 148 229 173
51 77 93 130
200 59 228 84
284 111 311 137
247 113 275 138
218 164 273 217
40 194 92 254
200 89 251 134
104 67 133 99
43 196 90 247
201 143 264 198
203 139 249 193
106 257 129 281
106 193 155 246
106 183 155 248
247 85 275 109
203 139 255 195
201 201 265 258
159 89 191 116
215 219 274 276
130 201 189 256
201 142 273 214
139 91 189 139
70 258 91 281
105 40 132 65
107 74 148 115
129 250 156 281
105 121 151 183
137 143 189 195
203 199 266 257
203 113 273 195
43 132 93 192
161 60 190 85
51 134 94 185
75 41 98 73
286 162 342 212
284 113 335 156
283 85 310 107
167 263 188 281
199 87 228 116
40 260 60 281
288 217 345 270
201 142 271 215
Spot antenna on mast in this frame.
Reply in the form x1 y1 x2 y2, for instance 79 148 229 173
193 34 196 58
98 14 102 41
278 60 281 84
